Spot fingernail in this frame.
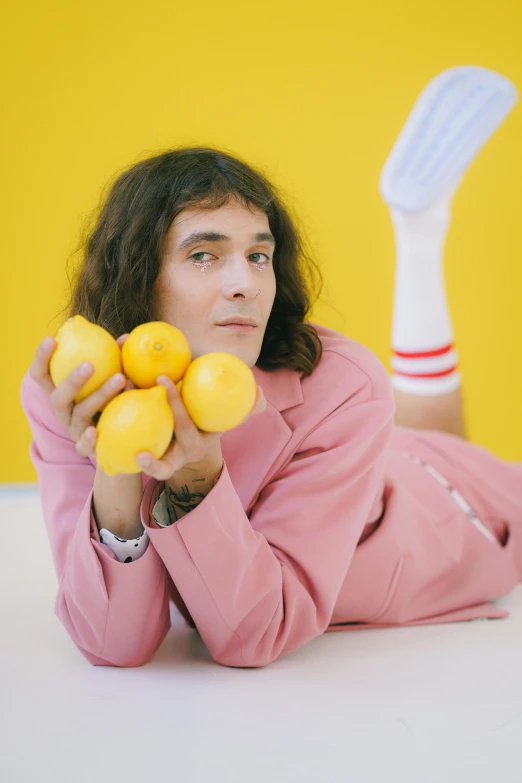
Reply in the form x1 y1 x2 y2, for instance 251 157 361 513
80 362 92 375
111 373 124 386
41 336 54 350
137 454 151 466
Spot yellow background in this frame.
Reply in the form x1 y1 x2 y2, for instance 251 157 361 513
2 0 521 482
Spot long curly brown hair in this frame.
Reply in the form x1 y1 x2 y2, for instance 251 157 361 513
67 146 327 376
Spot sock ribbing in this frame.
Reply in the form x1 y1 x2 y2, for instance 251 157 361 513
389 179 462 396
391 342 461 395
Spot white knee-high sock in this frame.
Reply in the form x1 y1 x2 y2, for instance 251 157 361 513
389 176 463 396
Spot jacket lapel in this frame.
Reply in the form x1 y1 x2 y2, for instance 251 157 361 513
220 364 304 513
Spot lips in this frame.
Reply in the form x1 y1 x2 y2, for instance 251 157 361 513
217 318 258 327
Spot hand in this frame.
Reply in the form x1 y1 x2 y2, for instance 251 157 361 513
29 333 132 459
135 375 267 481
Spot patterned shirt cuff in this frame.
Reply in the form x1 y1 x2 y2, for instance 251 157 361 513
98 527 150 563
151 462 224 528
151 489 174 527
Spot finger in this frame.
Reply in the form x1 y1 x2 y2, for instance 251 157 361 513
49 362 94 428
116 333 130 348
75 425 97 458
29 336 58 395
135 449 183 481
115 336 135 390
157 376 209 460
157 375 196 434
70 372 126 441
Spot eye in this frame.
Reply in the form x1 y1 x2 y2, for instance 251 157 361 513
250 253 270 264
189 252 213 262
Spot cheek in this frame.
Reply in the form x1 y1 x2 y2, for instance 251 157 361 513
154 271 208 326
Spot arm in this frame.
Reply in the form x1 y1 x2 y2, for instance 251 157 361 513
161 452 224 524
20 371 171 668
139 372 395 669
96 458 224 564
93 469 144 538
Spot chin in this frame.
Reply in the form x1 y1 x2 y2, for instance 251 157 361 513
191 344 259 368
225 347 258 368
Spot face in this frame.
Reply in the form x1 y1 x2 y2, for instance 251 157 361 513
155 198 277 367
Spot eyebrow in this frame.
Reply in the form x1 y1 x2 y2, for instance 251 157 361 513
176 231 276 252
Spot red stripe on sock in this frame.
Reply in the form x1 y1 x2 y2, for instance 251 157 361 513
392 342 454 359
393 364 458 379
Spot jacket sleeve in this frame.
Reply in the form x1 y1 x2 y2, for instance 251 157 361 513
140 377 395 668
97 503 173 562
20 371 172 668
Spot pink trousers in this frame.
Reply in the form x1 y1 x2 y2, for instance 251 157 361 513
395 426 522 572
328 426 522 631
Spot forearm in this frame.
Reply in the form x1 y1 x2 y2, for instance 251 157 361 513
93 468 144 538
164 447 224 524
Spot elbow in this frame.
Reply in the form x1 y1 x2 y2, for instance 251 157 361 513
79 639 164 668
89 622 171 669
70 634 162 668
214 651 292 669
90 652 155 668
56 585 171 669
212 639 296 670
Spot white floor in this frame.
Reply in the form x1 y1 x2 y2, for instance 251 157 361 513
1 487 522 783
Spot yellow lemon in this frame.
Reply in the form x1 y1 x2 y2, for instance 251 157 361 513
122 321 191 388
49 315 122 403
181 352 257 432
95 385 174 476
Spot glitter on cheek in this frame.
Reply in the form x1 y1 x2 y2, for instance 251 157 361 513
189 260 213 273
189 260 270 273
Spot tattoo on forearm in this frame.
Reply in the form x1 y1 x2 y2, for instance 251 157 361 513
166 484 206 523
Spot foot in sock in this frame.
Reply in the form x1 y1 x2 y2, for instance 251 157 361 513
389 176 463 396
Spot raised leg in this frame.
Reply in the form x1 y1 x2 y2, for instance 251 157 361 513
379 68 517 446
393 386 467 439
386 185 468 441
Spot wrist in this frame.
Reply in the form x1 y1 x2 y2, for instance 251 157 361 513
165 450 224 493
162 450 224 524
93 467 144 538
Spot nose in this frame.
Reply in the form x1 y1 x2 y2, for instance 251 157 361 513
222 254 262 299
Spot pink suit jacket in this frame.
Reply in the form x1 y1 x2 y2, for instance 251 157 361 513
21 322 520 668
